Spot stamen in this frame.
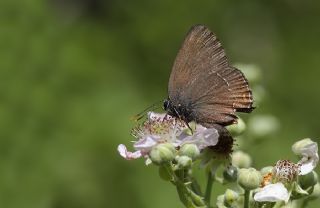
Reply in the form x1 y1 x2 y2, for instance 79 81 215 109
261 172 273 187
273 160 301 183
131 114 187 139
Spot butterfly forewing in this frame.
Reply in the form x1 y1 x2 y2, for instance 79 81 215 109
168 25 228 98
167 25 253 126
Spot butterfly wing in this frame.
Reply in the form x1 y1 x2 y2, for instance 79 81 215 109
191 65 253 126
168 25 253 126
168 25 228 101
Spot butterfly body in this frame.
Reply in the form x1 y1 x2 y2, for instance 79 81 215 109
163 98 195 123
165 25 254 127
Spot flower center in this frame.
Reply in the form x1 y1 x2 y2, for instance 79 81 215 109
273 160 300 183
131 115 186 138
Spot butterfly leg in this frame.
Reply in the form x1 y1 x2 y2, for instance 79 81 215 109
185 121 194 134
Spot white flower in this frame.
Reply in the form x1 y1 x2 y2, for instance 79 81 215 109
292 138 319 175
254 139 319 203
253 160 300 203
254 182 290 202
117 112 220 162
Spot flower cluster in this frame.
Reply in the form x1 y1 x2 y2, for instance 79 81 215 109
253 138 319 204
214 139 319 208
117 64 319 208
118 111 319 208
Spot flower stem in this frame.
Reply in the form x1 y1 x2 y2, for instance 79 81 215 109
204 172 214 206
244 190 250 208
273 201 285 208
176 183 192 207
165 164 206 207
189 177 202 196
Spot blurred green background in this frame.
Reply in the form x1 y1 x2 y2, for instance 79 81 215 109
1 0 319 207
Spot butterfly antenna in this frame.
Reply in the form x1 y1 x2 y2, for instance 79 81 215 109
131 100 163 122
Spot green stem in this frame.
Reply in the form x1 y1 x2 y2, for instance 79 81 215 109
244 190 250 208
165 164 205 208
176 183 192 207
190 177 203 196
273 201 284 208
204 172 214 207
301 199 308 208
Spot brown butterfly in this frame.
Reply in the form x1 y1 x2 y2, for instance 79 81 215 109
164 25 254 128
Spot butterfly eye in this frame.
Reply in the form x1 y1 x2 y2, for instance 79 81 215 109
163 99 170 110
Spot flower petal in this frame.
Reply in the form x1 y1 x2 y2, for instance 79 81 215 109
117 144 142 160
182 128 219 150
299 154 319 175
294 140 319 175
147 112 168 121
254 183 290 202
133 136 160 152
145 157 152 165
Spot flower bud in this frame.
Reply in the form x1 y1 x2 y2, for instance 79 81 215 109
234 63 262 84
149 143 175 165
291 182 309 199
252 85 266 104
238 168 262 190
179 144 200 160
227 117 246 136
216 194 227 208
248 115 280 138
309 183 320 200
176 155 192 168
232 151 252 168
298 171 318 189
224 189 239 206
223 166 238 183
292 138 315 156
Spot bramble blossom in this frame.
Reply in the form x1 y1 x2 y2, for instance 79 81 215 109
117 112 220 164
254 139 318 203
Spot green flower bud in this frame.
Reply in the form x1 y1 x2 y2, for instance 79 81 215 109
248 115 280 138
176 155 192 168
223 166 238 183
179 144 200 160
149 143 175 165
238 168 262 190
227 117 246 136
252 85 266 104
216 194 227 208
232 151 252 168
234 63 262 84
260 166 274 176
224 189 239 206
309 183 320 200
299 171 318 189
291 182 309 199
